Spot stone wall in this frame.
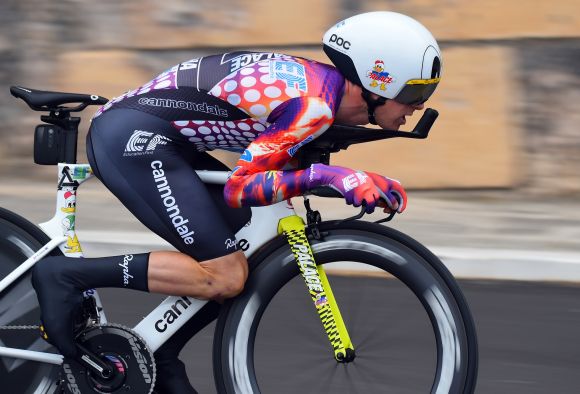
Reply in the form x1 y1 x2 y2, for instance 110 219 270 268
1 0 579 193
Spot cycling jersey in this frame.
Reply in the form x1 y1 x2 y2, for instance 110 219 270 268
92 51 345 208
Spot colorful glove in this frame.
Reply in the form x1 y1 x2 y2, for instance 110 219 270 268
365 172 407 213
307 164 382 213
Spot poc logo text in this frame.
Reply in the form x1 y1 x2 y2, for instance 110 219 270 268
330 34 351 50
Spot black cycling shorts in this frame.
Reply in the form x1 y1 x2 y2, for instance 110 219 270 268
86 108 251 261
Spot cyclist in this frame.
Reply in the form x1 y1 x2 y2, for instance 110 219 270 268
31 11 442 393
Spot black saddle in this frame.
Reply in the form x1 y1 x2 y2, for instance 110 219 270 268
10 86 108 111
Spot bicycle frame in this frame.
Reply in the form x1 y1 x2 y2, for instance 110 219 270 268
0 163 302 366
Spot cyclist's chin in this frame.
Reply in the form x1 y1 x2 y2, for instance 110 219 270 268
375 113 406 129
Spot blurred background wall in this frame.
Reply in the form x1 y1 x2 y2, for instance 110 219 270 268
0 0 579 195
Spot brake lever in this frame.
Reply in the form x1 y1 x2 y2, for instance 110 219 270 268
375 211 396 224
374 192 401 223
339 202 398 224
339 206 367 223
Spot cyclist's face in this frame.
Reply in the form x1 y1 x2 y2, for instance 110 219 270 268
335 82 425 128
373 97 425 130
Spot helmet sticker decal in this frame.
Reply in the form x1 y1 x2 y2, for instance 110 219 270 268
367 60 395 91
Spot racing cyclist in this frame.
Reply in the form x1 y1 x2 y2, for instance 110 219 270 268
31 11 442 393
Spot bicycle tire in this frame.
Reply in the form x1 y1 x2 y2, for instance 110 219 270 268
0 207 63 394
213 220 478 393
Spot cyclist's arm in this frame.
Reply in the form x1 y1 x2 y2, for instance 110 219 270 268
225 96 352 207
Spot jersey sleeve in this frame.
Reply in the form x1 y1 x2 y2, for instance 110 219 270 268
224 96 334 207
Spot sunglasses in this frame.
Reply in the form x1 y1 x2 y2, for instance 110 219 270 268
394 78 440 105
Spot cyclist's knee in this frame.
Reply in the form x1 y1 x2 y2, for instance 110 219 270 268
215 254 247 299
201 251 248 300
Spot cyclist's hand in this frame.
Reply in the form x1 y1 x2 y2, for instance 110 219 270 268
308 164 381 213
365 172 407 213
338 171 382 213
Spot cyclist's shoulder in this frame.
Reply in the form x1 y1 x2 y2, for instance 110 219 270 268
216 51 339 75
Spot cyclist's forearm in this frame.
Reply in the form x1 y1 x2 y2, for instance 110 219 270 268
224 163 359 207
224 167 313 207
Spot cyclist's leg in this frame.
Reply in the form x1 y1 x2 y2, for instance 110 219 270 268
87 109 250 297
87 109 250 393
128 149 244 392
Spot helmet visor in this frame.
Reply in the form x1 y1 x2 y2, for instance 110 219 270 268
394 78 440 105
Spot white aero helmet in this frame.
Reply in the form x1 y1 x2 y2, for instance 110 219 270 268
323 11 442 106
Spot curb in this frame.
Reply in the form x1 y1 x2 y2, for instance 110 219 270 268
433 247 580 283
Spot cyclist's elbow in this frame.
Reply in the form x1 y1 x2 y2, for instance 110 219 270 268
223 178 243 208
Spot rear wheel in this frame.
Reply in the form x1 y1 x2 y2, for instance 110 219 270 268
213 221 478 393
0 208 62 393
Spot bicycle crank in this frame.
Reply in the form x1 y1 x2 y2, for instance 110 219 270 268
58 324 156 393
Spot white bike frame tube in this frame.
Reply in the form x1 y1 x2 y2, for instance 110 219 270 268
37 163 108 323
233 201 297 256
0 236 66 294
0 347 63 365
196 170 230 184
134 296 209 353
38 163 93 258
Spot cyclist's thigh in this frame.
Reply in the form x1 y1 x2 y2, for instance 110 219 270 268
185 148 251 234
86 108 242 261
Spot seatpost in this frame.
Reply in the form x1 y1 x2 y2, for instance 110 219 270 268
40 111 81 164
63 117 80 164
